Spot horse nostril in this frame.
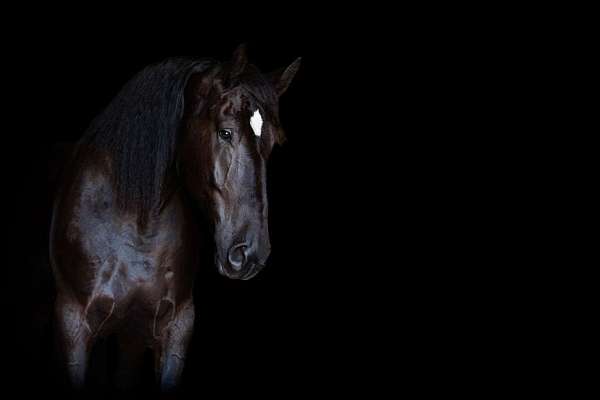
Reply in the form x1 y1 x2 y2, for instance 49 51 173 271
227 244 248 271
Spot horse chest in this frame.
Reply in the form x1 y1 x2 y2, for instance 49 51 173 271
53 169 195 326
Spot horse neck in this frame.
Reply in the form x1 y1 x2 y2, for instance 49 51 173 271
70 146 184 231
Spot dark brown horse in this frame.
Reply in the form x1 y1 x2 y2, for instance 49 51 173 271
49 46 300 391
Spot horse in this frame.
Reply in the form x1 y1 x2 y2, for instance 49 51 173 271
49 46 301 391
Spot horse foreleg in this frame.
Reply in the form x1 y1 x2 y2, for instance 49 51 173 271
55 297 94 389
154 300 195 392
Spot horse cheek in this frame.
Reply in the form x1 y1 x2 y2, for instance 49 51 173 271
214 148 233 188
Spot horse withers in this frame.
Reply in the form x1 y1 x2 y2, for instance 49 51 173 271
49 46 300 391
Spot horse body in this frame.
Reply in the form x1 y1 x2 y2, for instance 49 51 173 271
49 47 300 391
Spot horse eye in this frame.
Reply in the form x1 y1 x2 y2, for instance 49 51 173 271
218 129 232 142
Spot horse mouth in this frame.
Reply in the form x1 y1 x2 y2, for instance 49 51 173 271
217 259 265 281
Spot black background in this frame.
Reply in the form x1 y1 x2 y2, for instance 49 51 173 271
0 11 544 396
0 15 505 396
2 34 391 397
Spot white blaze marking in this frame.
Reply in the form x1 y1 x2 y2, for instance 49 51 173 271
250 109 263 137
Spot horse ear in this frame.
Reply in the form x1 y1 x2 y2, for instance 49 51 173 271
269 58 302 97
185 66 221 116
230 43 249 79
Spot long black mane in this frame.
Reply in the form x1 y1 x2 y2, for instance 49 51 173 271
77 57 215 222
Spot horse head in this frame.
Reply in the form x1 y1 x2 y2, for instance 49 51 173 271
181 45 301 280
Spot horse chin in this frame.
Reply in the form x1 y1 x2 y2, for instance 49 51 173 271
240 263 265 281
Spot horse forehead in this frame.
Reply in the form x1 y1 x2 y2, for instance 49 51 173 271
219 87 268 115
218 92 244 115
